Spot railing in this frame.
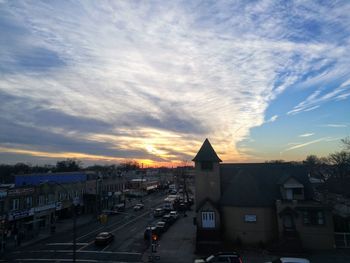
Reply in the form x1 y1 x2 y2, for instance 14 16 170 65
334 232 350 248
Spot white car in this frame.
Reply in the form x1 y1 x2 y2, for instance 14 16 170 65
169 211 179 220
266 258 310 263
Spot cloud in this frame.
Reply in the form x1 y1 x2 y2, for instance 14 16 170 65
266 115 278 123
299 133 314 137
288 78 350 115
321 124 347 128
284 137 328 152
0 1 349 164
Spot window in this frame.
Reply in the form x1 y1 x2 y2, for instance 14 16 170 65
38 195 45 206
48 194 55 203
25 196 32 208
293 188 303 195
303 210 325 225
201 162 213 171
12 199 20 210
202 211 215 228
285 188 293 200
244 214 257 222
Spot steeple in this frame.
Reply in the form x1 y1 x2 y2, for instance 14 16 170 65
192 138 222 162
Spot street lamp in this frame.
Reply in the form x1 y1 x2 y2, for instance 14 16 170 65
44 181 78 263
95 175 102 218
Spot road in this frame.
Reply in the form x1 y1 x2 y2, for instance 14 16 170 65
4 191 168 263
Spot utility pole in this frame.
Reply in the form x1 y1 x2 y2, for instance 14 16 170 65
73 199 77 263
182 162 190 217
141 163 144 203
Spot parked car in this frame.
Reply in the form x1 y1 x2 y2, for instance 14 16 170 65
154 208 165 217
95 232 114 246
144 226 158 240
113 203 125 212
266 258 310 263
194 252 243 263
162 214 174 225
169 211 179 220
178 202 187 212
156 221 167 233
102 209 118 215
134 203 144 211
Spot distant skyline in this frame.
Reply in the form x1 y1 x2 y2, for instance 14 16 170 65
0 1 349 167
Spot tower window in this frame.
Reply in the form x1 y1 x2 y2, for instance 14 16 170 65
201 162 213 171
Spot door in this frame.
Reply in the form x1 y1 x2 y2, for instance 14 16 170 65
283 213 295 230
202 211 215 228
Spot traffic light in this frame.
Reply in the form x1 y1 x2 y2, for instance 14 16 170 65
99 214 108 224
151 234 158 243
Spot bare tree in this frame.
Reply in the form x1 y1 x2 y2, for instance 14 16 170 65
328 151 350 178
341 136 350 152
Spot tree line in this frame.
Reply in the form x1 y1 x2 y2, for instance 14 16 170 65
0 159 142 184
264 137 350 180
302 137 350 180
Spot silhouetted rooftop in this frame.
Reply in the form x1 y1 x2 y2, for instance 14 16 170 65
192 139 222 162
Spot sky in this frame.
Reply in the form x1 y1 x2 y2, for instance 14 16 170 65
0 0 349 167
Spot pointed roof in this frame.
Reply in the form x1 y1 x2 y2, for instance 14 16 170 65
192 139 222 162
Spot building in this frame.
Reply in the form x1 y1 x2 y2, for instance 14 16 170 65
0 172 90 244
194 139 334 251
84 173 126 213
317 177 350 248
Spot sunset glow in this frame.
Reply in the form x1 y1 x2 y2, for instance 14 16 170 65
0 1 349 166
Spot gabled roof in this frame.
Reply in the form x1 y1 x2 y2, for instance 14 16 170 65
192 139 222 162
220 163 313 207
196 198 220 212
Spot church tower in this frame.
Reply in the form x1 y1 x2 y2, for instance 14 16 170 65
193 138 222 210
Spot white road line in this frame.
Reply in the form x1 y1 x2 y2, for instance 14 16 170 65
76 196 165 241
13 249 141 255
47 242 89 246
15 259 99 262
101 243 111 252
75 198 163 245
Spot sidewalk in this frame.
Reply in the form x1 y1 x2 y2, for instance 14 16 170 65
2 213 95 253
143 210 196 263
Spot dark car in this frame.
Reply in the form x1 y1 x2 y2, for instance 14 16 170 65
155 221 167 233
194 252 243 263
162 214 174 225
154 208 165 217
102 209 118 215
95 232 114 246
113 203 125 212
144 226 159 240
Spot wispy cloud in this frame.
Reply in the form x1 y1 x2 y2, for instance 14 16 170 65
266 115 278 123
284 137 328 152
0 1 349 164
299 133 314 138
321 124 347 128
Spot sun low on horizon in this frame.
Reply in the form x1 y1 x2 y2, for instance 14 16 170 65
0 1 349 167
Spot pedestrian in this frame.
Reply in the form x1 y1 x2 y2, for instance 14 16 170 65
13 228 18 247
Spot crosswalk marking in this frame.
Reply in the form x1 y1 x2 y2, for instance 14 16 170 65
47 242 89 246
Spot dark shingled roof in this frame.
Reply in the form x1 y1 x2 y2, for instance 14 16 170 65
192 139 222 162
220 163 314 207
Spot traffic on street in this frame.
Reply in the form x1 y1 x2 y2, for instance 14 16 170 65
3 189 190 263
